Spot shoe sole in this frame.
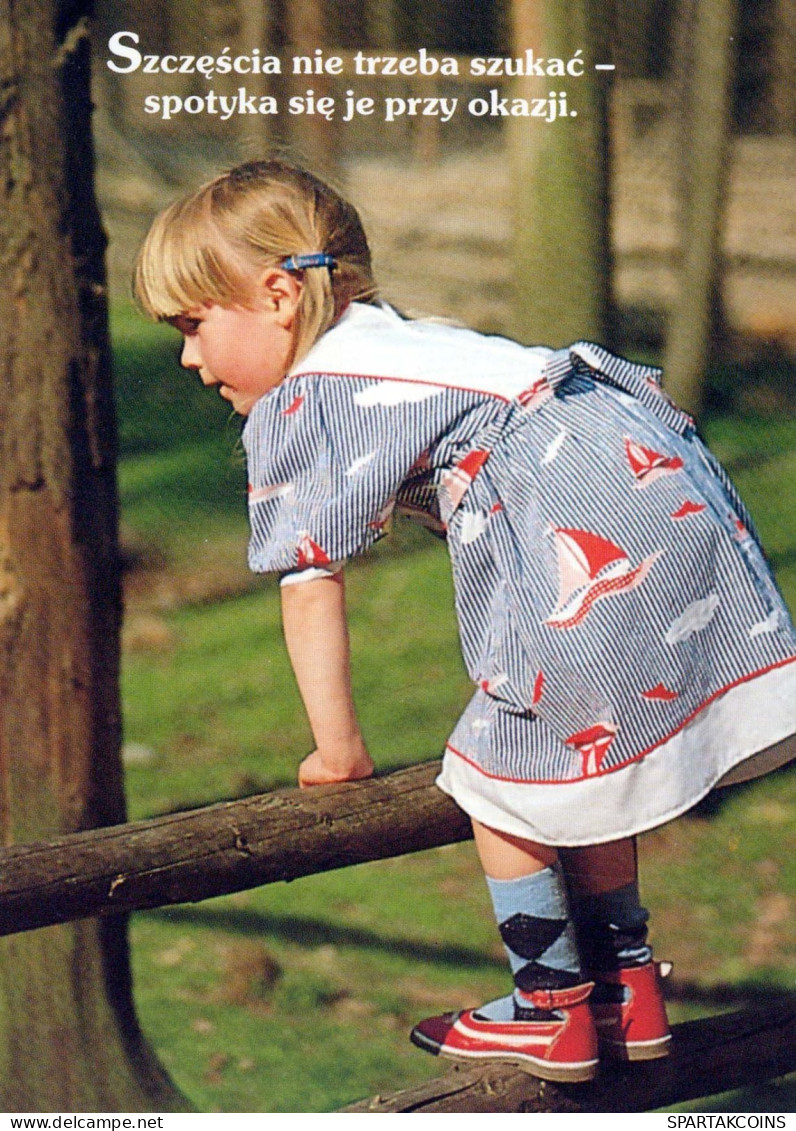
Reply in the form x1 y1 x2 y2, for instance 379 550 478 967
410 1027 599 1083
599 1034 672 1061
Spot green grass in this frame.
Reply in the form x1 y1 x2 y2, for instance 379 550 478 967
115 303 796 1111
130 846 509 1112
112 304 234 457
122 532 471 816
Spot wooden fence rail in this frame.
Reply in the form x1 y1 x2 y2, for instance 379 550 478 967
344 995 796 1112
2 756 794 1111
0 761 470 936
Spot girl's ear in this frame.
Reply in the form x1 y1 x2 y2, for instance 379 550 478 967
258 268 302 327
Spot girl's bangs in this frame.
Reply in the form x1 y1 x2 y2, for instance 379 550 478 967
134 197 251 319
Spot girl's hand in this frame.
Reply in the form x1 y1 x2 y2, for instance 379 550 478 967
298 746 375 788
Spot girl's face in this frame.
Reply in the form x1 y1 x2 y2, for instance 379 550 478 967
175 270 301 415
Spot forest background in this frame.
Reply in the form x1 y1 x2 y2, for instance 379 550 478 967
3 0 795 1113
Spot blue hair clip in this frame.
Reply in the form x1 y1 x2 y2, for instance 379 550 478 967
280 252 336 271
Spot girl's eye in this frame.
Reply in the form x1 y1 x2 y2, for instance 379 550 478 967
171 314 202 336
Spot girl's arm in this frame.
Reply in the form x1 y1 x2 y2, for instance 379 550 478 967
280 571 375 788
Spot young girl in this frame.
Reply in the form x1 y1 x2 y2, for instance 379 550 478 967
135 159 796 1084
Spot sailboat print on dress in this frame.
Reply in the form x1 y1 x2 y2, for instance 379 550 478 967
517 375 554 413
671 499 707 520
440 449 490 518
641 682 679 701
297 533 331 568
248 481 294 504
624 437 684 487
544 527 661 630
280 394 305 416
565 721 619 777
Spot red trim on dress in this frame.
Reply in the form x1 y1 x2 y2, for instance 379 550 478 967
447 654 796 786
286 369 515 403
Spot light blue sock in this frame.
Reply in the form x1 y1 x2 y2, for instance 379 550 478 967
485 865 582 1000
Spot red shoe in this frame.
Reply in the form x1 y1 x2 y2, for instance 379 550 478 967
410 982 599 1083
590 961 671 1061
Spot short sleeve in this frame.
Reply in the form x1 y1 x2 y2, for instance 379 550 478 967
242 374 451 574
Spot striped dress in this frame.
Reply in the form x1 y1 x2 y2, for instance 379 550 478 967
242 302 796 845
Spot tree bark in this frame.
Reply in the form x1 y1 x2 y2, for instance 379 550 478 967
367 0 396 49
663 0 737 417
343 994 796 1111
770 0 796 133
0 762 473 935
509 0 614 347
283 0 340 176
234 0 273 151
0 0 186 1111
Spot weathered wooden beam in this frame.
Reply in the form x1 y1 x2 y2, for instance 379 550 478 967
343 994 796 1112
0 761 472 936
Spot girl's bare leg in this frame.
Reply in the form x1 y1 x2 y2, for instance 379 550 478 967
471 825 638 893
559 837 638 896
471 818 558 879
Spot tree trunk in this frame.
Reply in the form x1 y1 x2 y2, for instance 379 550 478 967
509 0 614 347
283 0 340 176
663 0 737 417
367 0 396 49
235 0 273 152
770 0 796 133
0 0 187 1111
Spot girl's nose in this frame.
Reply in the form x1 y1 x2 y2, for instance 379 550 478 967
180 335 201 370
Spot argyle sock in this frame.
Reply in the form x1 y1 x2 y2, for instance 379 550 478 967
483 864 583 1021
568 880 653 973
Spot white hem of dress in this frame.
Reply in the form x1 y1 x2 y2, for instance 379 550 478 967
436 661 796 846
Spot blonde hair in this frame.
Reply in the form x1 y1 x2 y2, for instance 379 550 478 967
134 159 378 367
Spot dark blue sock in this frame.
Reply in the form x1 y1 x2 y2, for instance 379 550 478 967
569 881 652 971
